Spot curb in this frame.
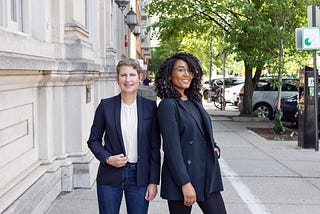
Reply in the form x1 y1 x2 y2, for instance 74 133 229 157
232 116 271 122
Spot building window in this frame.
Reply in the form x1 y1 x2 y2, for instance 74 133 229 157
141 35 146 43
141 15 147 21
9 0 25 32
0 0 6 26
85 0 89 30
141 0 147 12
11 0 17 22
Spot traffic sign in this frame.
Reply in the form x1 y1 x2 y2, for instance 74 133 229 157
302 27 320 50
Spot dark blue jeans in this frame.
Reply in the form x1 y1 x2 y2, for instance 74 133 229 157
97 163 149 214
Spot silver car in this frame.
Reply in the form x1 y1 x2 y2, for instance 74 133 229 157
238 77 298 118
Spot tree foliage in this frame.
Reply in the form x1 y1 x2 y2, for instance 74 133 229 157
148 38 182 74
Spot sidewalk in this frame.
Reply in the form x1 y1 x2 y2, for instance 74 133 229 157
46 103 320 214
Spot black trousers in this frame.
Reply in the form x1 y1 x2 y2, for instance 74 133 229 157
167 192 227 214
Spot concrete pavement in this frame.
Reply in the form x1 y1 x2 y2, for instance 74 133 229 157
46 103 320 214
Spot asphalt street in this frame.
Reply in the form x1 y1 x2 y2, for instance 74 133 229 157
46 103 320 214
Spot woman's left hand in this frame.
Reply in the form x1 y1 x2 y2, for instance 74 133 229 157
182 182 197 206
145 184 158 201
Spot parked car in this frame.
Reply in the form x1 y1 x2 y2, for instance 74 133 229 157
274 94 298 124
238 77 299 118
203 77 244 100
224 83 244 105
274 88 320 127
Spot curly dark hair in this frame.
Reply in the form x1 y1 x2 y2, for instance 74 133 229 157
154 52 203 101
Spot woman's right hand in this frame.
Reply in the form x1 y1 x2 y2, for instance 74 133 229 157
106 153 127 168
182 182 196 206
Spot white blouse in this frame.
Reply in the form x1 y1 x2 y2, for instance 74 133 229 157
120 100 138 163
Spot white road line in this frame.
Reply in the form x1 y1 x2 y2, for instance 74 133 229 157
219 158 271 214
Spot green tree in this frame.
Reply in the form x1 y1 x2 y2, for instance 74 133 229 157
225 0 316 116
148 32 220 77
148 38 182 73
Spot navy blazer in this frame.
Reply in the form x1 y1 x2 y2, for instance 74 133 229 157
158 98 223 202
87 94 161 187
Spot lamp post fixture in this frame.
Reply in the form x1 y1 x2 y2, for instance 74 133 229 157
133 24 141 37
115 0 130 12
125 7 137 32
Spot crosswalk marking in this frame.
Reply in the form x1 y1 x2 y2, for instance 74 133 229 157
220 158 271 214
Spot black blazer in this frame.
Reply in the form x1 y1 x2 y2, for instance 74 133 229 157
157 98 223 202
87 94 161 187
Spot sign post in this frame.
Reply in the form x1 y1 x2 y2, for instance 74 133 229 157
295 5 320 151
309 6 319 152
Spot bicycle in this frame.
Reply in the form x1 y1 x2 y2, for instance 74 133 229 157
211 88 226 110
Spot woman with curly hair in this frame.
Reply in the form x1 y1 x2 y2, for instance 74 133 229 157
155 52 227 214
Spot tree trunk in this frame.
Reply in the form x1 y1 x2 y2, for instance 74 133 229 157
253 67 262 88
241 61 254 116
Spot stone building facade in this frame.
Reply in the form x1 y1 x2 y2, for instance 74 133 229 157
0 0 150 213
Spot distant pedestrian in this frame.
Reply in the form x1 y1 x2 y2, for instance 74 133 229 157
143 76 151 86
87 58 161 214
154 52 227 214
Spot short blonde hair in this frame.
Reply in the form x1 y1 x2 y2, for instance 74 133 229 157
116 58 141 75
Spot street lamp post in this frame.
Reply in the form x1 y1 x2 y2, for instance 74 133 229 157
221 52 226 110
115 0 130 12
125 7 137 32
133 24 141 37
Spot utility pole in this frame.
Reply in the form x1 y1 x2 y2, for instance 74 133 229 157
209 36 213 85
208 36 213 102
311 5 319 151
